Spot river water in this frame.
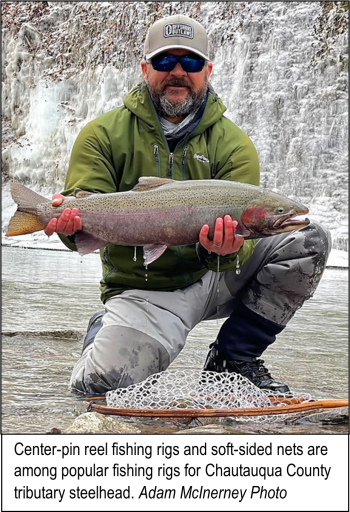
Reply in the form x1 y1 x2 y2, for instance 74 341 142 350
2 246 348 434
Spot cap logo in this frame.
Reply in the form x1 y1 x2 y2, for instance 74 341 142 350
163 23 194 39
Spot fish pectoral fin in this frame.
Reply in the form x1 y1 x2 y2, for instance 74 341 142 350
143 244 168 265
132 177 174 192
74 231 107 255
234 223 250 238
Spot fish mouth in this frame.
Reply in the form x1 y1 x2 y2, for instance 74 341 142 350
273 213 310 231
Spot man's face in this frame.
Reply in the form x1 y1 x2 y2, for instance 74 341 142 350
141 49 213 120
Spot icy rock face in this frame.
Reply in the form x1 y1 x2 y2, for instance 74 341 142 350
1 2 348 250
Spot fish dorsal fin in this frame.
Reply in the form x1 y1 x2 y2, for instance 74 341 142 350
74 189 94 198
132 177 175 192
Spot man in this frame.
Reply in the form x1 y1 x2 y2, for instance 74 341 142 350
45 15 331 396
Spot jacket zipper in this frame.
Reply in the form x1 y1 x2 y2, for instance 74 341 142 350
153 145 189 283
168 153 174 177
181 146 188 180
179 145 191 286
153 144 161 177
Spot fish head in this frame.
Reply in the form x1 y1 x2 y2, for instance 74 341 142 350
241 191 310 237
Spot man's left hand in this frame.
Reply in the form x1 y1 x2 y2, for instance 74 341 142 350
199 215 244 256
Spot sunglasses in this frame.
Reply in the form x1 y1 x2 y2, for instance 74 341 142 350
147 53 206 73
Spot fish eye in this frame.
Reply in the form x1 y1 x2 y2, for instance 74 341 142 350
276 206 285 214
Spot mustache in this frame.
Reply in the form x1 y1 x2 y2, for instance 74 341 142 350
162 78 192 89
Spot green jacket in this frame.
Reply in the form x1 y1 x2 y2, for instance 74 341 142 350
59 84 260 303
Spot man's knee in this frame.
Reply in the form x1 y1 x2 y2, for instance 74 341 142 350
71 326 171 395
302 221 332 268
240 221 332 325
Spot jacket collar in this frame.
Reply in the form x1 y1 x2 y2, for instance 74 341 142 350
124 82 227 135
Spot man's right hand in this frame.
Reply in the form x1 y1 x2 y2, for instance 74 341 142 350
44 193 82 236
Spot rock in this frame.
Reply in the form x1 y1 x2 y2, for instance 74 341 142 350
64 412 141 434
47 427 62 434
174 423 263 435
285 407 348 425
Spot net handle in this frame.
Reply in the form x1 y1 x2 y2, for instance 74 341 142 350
84 399 348 418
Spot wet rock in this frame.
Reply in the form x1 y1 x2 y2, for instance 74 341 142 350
47 427 62 434
64 412 141 434
285 407 348 425
174 423 273 435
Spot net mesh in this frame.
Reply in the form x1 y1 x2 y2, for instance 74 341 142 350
106 370 312 420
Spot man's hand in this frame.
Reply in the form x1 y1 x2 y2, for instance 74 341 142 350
44 193 82 236
199 215 244 255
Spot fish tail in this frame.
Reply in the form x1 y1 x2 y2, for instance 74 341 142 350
6 182 50 236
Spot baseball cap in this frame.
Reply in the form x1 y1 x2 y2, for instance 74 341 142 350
144 14 209 61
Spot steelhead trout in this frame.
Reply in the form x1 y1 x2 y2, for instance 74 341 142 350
6 177 309 264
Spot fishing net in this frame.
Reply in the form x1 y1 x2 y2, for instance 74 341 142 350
103 370 317 422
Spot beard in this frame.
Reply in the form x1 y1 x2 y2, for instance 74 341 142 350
145 75 208 118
